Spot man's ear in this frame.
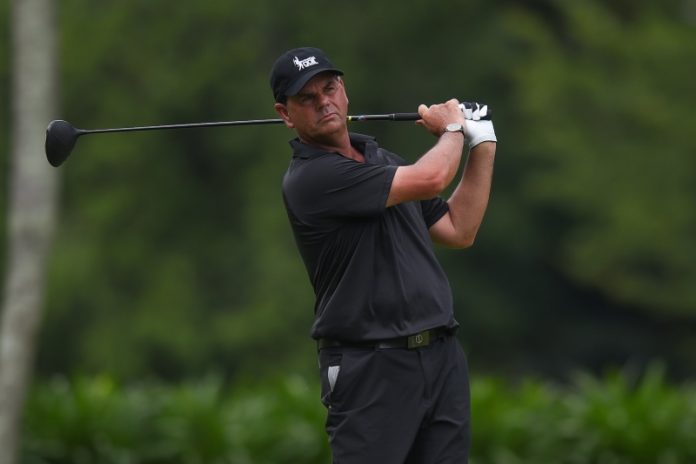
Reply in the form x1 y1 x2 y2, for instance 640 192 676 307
274 102 294 129
338 76 348 105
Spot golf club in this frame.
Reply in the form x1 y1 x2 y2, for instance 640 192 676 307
45 103 491 167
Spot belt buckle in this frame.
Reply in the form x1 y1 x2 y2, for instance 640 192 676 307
407 330 430 349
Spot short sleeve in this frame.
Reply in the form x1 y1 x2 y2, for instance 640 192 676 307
420 197 449 228
283 153 398 221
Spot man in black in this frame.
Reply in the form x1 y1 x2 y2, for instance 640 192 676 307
270 47 497 463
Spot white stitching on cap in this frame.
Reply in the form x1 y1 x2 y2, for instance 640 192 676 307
293 56 318 70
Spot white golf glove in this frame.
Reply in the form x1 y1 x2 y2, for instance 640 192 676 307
458 101 491 121
465 119 497 148
458 101 496 148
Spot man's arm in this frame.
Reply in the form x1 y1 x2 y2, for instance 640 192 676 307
385 98 498 247
386 99 467 207
429 139 496 248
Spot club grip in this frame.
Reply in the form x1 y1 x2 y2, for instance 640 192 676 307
348 103 493 123
393 103 493 121
391 112 420 121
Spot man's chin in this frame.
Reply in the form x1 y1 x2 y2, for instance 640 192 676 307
317 117 346 134
308 125 346 146
319 113 342 124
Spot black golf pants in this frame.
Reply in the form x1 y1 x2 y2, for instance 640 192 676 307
318 335 470 463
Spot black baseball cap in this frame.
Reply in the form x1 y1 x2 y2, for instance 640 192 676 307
269 47 344 103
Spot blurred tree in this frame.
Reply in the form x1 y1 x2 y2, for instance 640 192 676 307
0 0 688 383
507 0 696 316
437 0 696 377
0 0 58 462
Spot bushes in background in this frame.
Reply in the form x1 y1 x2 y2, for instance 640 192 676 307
22 376 328 464
471 365 696 463
22 367 696 463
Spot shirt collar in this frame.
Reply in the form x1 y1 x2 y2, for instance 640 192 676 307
289 132 377 159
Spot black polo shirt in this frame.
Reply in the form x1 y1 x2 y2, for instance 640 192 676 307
282 132 458 342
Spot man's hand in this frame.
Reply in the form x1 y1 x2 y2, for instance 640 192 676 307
416 99 467 137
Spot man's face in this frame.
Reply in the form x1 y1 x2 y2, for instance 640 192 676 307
274 72 349 145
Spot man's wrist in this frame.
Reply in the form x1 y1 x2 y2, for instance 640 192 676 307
466 120 497 148
442 122 466 137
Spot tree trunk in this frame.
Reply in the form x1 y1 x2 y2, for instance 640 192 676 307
0 0 58 463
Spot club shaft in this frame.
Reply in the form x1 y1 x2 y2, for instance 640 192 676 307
348 113 420 122
81 118 284 135
79 113 422 135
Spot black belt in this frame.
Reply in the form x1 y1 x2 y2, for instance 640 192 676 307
317 327 453 351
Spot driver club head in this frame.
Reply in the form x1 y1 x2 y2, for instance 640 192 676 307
45 119 82 167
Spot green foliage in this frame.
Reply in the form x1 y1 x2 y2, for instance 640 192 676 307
22 375 329 464
0 0 694 381
471 365 696 463
22 369 696 463
505 0 696 316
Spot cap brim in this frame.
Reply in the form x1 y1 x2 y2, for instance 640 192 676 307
285 68 344 97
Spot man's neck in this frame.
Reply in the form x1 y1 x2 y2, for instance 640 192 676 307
300 132 365 162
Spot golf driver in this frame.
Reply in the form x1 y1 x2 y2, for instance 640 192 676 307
45 102 491 167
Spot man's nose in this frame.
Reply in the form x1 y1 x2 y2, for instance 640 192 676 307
316 91 331 107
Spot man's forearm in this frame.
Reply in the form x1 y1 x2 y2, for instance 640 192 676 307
387 132 465 206
414 132 466 192
445 141 496 244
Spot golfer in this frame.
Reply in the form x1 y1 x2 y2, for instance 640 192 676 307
270 47 496 463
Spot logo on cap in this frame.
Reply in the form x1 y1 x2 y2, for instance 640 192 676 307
293 55 319 71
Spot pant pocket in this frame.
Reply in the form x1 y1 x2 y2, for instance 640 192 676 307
319 349 343 408
327 365 341 392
